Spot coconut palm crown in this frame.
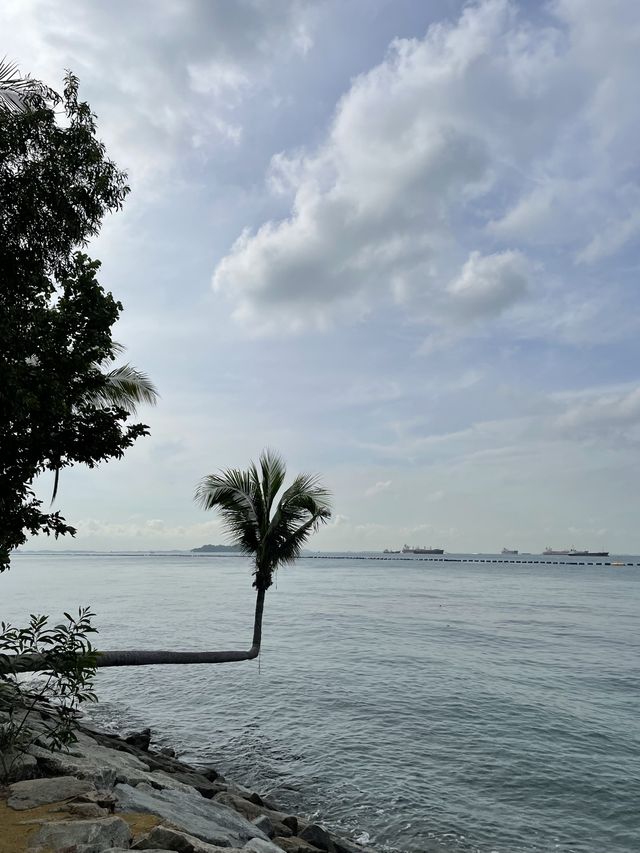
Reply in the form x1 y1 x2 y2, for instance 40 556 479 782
195 450 331 592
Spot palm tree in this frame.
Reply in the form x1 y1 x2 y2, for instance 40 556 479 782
0 58 59 114
1 451 331 674
194 449 332 658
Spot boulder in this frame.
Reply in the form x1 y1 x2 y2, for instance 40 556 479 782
115 782 269 848
329 836 379 853
214 792 295 838
66 802 110 818
75 788 118 813
253 815 275 838
133 823 245 852
299 824 334 852
29 731 197 793
272 838 319 853
29 815 131 851
125 727 152 751
244 840 287 853
160 747 176 757
8 775 95 810
0 749 38 782
79 727 223 796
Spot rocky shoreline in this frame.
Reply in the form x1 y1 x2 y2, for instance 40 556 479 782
0 706 380 853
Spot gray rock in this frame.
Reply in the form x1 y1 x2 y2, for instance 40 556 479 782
133 823 245 852
66 802 110 818
29 815 131 852
29 732 196 792
244 839 286 853
329 836 378 853
273 837 319 853
299 824 334 852
115 782 269 848
160 747 176 757
214 792 295 838
0 750 38 782
252 815 275 839
8 775 95 810
125 727 152 750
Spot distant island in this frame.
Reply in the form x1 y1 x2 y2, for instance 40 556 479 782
191 544 243 553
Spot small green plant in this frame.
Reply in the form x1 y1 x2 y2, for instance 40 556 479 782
0 607 98 783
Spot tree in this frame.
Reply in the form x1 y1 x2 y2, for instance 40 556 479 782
193 449 332 658
1 452 331 673
0 67 156 571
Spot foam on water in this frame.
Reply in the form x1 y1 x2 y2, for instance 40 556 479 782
3 553 639 853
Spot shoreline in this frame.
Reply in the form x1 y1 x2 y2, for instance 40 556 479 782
0 705 382 853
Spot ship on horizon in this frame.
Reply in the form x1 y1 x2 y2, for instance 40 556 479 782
402 544 445 555
543 547 609 557
502 547 518 555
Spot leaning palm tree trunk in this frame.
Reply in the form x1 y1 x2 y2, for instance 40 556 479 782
0 586 267 675
0 588 266 674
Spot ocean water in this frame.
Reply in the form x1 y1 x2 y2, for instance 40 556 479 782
2 552 639 853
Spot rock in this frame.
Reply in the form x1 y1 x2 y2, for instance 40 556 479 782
214 792 295 838
79 727 223 796
8 775 95 810
0 750 38 782
329 836 378 853
75 788 118 813
299 824 334 852
253 815 275 838
115 782 269 848
133 823 245 852
29 815 131 851
197 766 220 782
160 747 176 757
282 816 299 835
272 838 318 853
29 731 197 793
125 727 152 750
244 839 286 853
67 802 110 818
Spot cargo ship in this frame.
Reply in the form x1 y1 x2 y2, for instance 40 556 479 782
402 545 445 554
502 548 518 555
543 547 609 557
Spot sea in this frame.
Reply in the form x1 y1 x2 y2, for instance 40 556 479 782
2 552 639 853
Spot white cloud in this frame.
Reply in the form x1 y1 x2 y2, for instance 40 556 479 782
213 0 640 336
365 480 392 497
1 0 317 184
446 250 529 317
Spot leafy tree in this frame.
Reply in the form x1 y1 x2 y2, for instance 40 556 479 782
0 67 157 571
1 451 331 673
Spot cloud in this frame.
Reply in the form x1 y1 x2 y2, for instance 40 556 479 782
553 386 640 442
365 480 392 497
213 0 640 336
446 250 529 317
1 0 316 184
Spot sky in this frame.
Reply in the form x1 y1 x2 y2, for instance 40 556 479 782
5 0 640 554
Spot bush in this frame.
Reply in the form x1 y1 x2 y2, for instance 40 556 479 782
0 606 98 783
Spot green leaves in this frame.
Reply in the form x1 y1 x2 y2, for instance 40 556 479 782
0 606 98 783
195 450 332 589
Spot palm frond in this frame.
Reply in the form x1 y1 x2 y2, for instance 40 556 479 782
195 469 261 552
88 364 158 414
0 57 60 114
258 449 287 519
195 452 331 589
